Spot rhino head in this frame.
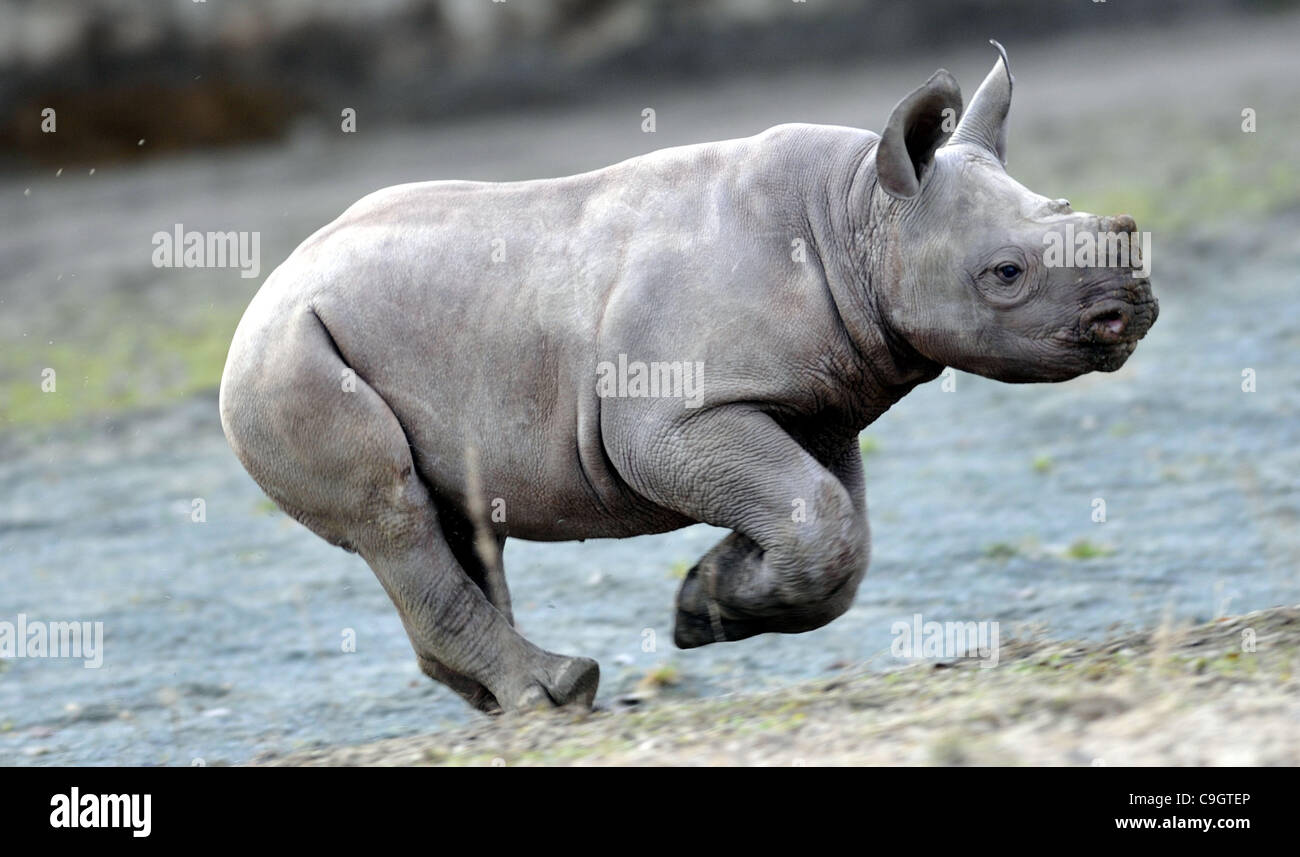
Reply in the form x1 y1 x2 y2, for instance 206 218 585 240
868 42 1157 383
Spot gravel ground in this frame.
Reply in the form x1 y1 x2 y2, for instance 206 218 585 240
261 606 1300 766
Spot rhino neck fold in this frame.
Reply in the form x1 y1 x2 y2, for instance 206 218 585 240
806 137 943 428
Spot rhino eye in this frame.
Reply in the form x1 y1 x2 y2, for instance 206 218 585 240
995 263 1022 282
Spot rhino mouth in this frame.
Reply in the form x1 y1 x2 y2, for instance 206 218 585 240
1078 286 1158 370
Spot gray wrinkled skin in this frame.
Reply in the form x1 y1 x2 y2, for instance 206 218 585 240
220 44 1157 713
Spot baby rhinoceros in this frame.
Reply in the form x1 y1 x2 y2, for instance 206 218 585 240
220 43 1157 713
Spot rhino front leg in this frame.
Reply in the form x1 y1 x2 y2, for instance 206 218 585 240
672 532 768 647
619 406 869 648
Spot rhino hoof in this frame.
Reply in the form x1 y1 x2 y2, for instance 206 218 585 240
673 564 761 648
549 656 600 708
673 601 764 649
506 655 600 712
673 606 718 649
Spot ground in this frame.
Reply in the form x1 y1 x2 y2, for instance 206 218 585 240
258 606 1300 766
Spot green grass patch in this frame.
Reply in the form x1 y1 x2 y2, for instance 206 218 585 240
0 306 244 427
1064 539 1116 560
983 542 1020 561
639 663 681 690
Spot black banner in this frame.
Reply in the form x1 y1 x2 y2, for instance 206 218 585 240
3 766 1283 844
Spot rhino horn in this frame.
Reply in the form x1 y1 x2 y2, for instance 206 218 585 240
949 40 1013 164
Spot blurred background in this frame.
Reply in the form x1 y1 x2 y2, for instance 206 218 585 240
1 0 1298 765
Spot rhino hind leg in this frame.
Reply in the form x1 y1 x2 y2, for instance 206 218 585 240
410 521 512 713
219 306 598 712
439 507 514 627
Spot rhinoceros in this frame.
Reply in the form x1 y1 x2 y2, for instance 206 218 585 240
220 43 1157 713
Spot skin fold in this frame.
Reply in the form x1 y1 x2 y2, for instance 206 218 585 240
219 44 1157 713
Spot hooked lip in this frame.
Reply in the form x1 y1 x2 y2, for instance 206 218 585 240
1083 301 1131 344
1081 289 1158 347
1077 285 1158 372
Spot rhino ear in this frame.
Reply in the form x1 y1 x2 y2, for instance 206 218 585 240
949 40 1013 164
876 69 962 200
